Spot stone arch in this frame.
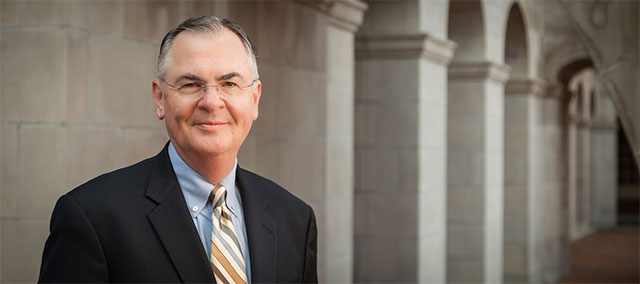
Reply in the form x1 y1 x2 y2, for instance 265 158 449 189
560 59 598 241
502 2 543 282
504 2 528 79
448 0 485 62
447 0 509 283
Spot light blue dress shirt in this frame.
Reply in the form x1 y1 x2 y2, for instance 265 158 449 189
168 142 251 280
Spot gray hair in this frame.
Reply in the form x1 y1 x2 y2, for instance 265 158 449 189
157 15 259 80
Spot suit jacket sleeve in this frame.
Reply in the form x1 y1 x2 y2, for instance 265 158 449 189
39 194 109 283
303 208 318 283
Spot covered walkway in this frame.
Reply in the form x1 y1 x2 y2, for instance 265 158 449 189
559 228 639 283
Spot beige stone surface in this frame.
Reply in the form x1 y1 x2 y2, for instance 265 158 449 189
327 82 352 139
124 1 178 44
419 147 446 190
1 29 67 122
249 63 278 135
66 29 90 122
448 189 484 222
177 1 216 21
328 27 353 81
250 138 292 189
354 104 376 146
275 69 327 139
371 103 418 146
288 140 326 202
418 233 446 283
447 151 484 187
397 148 418 191
448 115 484 150
66 126 123 189
323 255 352 284
354 237 417 282
1 124 18 217
88 34 158 127
324 197 352 258
354 192 417 237
504 244 528 276
357 147 399 191
447 258 484 283
19 125 68 219
419 189 445 235
226 1 258 37
122 128 169 166
357 1 420 36
356 59 419 103
67 1 124 35
420 102 446 148
327 141 352 197
21 0 67 26
0 0 18 26
255 1 327 72
0 220 49 283
236 133 257 171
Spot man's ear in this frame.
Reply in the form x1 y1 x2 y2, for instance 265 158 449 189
252 80 262 121
151 79 166 120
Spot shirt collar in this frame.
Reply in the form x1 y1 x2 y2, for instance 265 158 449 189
168 142 240 218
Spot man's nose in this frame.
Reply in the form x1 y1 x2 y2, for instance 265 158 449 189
198 84 225 108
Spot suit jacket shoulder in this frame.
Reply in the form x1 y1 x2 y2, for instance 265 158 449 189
237 168 312 213
236 167 318 283
68 155 156 209
40 144 211 283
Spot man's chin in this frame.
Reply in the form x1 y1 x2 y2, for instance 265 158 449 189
191 141 233 156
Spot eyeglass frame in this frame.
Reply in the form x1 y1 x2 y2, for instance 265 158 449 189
159 77 259 97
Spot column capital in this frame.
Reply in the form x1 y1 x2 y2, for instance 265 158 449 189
505 79 548 96
302 0 368 32
448 61 511 85
355 34 457 65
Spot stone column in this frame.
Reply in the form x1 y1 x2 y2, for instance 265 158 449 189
234 1 366 282
355 33 455 282
589 83 618 228
322 1 367 282
446 61 509 283
568 69 594 239
567 91 579 240
503 79 547 283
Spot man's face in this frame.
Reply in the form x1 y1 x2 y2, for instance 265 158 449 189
152 29 261 160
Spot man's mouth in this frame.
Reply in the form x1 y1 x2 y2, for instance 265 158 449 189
195 121 228 130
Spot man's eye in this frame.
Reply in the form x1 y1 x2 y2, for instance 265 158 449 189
180 82 199 88
179 82 202 92
221 81 238 88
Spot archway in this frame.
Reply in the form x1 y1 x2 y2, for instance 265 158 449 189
446 1 507 283
502 3 540 283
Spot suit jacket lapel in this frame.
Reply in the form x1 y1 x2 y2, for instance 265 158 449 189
146 143 214 283
237 168 277 283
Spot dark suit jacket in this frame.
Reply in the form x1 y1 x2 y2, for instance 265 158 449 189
39 143 317 283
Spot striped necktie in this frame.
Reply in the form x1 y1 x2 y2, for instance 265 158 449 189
210 185 248 284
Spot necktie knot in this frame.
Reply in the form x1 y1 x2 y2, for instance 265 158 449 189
210 184 227 210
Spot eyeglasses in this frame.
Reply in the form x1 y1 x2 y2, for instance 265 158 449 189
160 78 258 99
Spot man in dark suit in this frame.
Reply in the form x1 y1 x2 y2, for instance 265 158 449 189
39 16 317 283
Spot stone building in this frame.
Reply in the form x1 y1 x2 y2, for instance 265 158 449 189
1 0 637 283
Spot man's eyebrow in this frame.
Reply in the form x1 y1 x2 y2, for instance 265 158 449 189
216 72 242 81
175 74 203 82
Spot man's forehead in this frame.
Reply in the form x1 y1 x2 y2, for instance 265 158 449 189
167 29 250 77
172 28 245 53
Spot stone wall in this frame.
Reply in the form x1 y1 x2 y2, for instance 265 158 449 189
0 1 188 281
0 1 365 282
